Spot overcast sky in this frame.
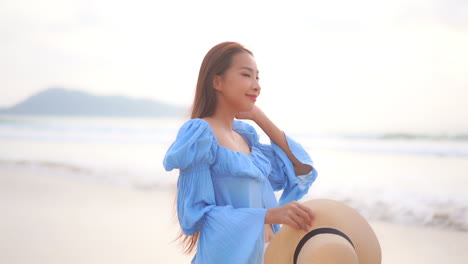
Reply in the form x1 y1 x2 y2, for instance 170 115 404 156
1 0 467 133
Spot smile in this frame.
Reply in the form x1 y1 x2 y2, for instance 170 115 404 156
246 94 257 101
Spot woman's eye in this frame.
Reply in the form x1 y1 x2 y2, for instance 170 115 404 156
242 73 251 77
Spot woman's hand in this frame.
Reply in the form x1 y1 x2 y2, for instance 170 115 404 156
264 224 274 243
294 164 314 176
265 201 314 232
235 105 265 122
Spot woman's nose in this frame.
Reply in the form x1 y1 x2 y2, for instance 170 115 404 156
253 81 261 93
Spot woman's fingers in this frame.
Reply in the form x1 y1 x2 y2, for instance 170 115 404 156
265 201 315 231
285 202 314 231
293 202 314 224
297 203 315 223
288 211 308 231
264 224 274 243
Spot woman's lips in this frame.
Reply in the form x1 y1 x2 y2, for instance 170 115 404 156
246 94 257 101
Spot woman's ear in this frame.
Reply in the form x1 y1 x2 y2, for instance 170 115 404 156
213 75 223 92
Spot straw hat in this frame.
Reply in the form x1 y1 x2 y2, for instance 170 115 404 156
264 199 381 264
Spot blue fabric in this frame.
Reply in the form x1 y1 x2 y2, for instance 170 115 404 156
163 119 317 264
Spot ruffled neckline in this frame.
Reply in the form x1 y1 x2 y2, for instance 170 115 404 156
196 118 254 157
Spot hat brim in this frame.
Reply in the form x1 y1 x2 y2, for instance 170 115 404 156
264 199 381 264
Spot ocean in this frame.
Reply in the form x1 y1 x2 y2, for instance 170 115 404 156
1 115 467 232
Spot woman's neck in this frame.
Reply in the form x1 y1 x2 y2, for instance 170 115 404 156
205 105 237 131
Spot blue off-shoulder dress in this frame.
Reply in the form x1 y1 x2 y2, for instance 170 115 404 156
163 119 318 264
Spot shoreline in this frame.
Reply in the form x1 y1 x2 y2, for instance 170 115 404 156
1 168 467 264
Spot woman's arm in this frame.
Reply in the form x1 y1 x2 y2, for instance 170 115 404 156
237 106 316 231
237 106 313 176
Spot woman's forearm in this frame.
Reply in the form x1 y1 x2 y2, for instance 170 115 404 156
254 111 313 176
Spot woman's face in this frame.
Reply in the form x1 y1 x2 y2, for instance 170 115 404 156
214 52 261 113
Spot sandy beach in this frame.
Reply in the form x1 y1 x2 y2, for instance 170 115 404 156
1 168 467 264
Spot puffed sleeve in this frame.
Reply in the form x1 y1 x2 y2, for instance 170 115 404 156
264 135 318 206
234 121 318 206
163 119 267 263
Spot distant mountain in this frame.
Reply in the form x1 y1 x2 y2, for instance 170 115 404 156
0 88 187 117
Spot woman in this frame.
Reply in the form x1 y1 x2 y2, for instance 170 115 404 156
163 41 318 263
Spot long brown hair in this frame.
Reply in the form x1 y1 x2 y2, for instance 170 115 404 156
191 41 253 119
176 42 253 255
